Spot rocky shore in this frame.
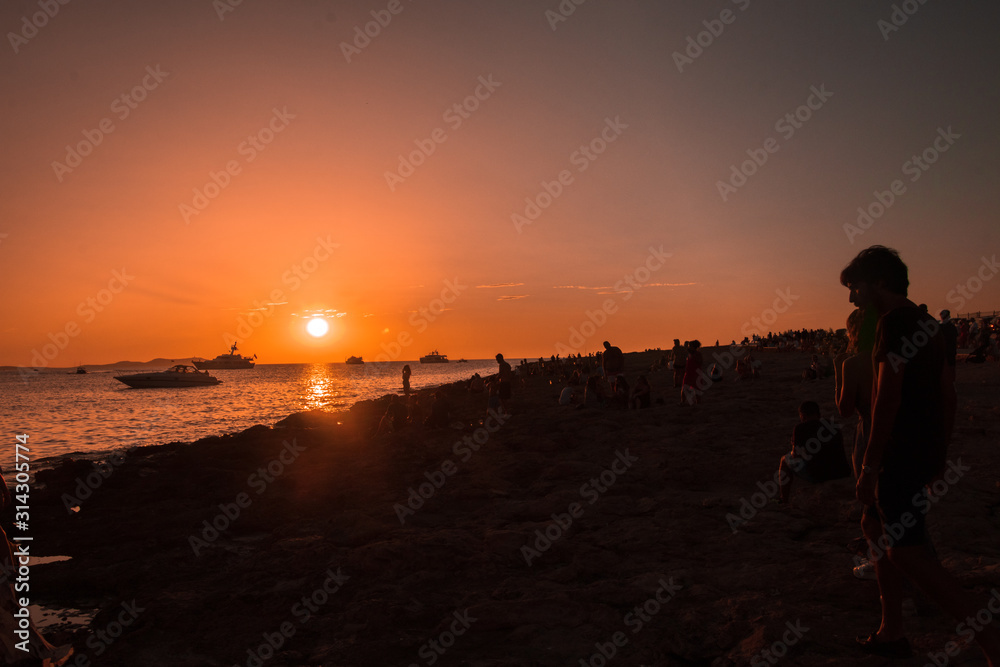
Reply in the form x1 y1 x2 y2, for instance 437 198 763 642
19 350 1000 666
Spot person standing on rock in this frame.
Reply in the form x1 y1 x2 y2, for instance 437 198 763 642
842 245 1000 663
602 341 625 385
401 364 411 397
670 339 688 388
495 354 513 416
679 340 703 406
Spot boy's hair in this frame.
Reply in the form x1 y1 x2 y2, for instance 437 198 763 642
840 245 909 296
799 400 821 418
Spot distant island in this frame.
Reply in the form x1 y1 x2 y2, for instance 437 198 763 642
1 358 197 372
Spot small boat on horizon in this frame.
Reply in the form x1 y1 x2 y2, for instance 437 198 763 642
419 350 449 364
115 365 222 388
456 358 468 363
74 365 87 374
193 342 256 369
345 356 364 365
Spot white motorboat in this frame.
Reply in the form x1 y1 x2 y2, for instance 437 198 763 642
115 365 222 388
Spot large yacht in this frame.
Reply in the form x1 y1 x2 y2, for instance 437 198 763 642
419 350 449 364
193 343 256 369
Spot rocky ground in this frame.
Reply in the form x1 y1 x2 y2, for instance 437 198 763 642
18 349 1000 666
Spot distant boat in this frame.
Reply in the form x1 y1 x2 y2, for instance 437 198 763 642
74 366 87 374
456 358 468 363
115 365 222 388
193 342 256 369
345 356 364 365
419 350 449 364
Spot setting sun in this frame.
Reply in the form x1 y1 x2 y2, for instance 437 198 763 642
306 318 329 337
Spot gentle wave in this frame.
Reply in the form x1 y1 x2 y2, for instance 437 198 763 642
0 360 500 471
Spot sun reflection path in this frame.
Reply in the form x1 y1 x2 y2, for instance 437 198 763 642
301 364 340 410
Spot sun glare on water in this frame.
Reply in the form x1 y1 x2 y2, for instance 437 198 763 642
306 317 329 337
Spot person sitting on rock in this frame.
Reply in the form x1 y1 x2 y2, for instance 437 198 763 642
558 381 576 406
582 375 607 408
777 401 851 503
376 394 408 435
708 363 724 382
609 375 630 410
423 390 450 428
629 375 652 409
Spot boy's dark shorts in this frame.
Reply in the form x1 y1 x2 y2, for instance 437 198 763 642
864 471 929 548
785 453 821 484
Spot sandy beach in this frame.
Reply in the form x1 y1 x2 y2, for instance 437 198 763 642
20 349 1000 666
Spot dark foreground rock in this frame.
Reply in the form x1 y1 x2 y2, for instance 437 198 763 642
19 351 1000 666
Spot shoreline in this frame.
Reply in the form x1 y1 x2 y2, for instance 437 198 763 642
5 359 500 474
14 349 1000 666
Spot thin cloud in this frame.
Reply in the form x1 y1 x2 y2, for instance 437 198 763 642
497 295 529 301
477 282 524 289
292 309 346 318
555 282 698 294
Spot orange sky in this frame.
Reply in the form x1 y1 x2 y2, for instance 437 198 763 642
2 1 998 366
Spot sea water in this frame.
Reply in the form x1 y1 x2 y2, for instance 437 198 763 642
0 360 498 471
